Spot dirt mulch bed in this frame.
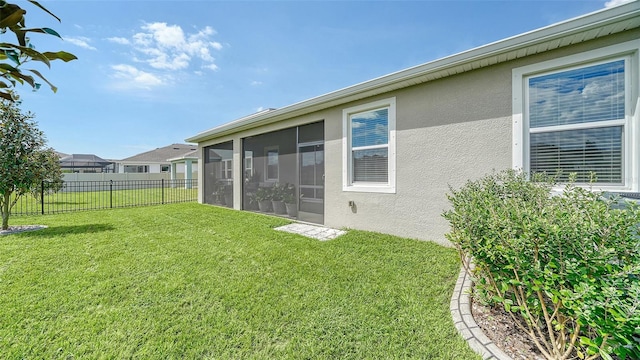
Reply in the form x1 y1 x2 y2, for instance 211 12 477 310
472 300 546 360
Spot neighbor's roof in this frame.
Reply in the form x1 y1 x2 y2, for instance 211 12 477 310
120 143 198 162
54 151 69 159
59 154 112 168
187 1 640 143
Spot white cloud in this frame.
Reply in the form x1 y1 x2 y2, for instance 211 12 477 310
106 22 223 93
604 0 634 8
107 37 130 45
202 63 218 71
251 80 263 86
118 22 223 71
110 64 164 89
66 36 96 50
256 106 265 112
142 22 185 48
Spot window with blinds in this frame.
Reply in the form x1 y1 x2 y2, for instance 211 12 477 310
527 59 626 184
342 97 396 193
351 108 389 183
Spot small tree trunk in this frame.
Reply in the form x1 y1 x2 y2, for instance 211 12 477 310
2 193 11 230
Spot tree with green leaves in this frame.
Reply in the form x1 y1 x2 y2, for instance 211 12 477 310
0 100 62 230
0 0 77 101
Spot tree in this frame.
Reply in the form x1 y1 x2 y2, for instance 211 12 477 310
0 100 62 229
0 0 77 101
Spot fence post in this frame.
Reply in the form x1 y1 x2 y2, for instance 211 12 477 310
162 179 165 205
41 180 45 215
110 180 113 209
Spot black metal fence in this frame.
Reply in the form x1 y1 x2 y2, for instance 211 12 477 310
11 179 198 216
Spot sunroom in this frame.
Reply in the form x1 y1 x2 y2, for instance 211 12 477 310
201 121 325 224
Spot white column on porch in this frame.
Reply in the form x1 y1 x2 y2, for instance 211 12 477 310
170 163 177 188
185 160 193 189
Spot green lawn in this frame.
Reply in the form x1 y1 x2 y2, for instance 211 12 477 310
0 203 479 359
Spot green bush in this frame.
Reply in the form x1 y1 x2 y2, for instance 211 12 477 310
443 170 640 360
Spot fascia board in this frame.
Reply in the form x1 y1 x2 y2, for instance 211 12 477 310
167 156 199 162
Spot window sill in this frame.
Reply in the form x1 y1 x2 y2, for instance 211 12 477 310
343 184 396 194
550 184 633 193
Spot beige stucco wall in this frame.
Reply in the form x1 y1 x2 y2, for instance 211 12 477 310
322 63 513 245
196 29 640 245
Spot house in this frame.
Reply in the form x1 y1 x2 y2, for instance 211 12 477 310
114 143 198 178
59 154 113 173
187 3 640 245
54 151 69 159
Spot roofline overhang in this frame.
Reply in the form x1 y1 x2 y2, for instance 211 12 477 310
186 1 640 143
167 156 199 162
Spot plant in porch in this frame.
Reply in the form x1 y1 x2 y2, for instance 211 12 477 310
255 187 273 212
212 180 225 205
282 183 298 217
270 183 287 215
244 171 260 192
244 171 261 210
245 193 259 211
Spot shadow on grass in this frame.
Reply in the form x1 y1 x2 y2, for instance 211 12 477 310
15 224 115 238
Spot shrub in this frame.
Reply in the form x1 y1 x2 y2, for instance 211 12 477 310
443 170 640 360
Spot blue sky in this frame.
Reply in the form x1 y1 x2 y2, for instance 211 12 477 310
11 0 630 160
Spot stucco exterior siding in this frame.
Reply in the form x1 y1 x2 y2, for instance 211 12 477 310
324 117 512 245
191 24 640 245
322 63 513 244
321 31 639 244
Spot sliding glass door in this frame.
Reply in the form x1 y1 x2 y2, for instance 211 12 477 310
298 143 324 223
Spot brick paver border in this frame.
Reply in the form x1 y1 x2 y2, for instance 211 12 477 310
450 264 512 360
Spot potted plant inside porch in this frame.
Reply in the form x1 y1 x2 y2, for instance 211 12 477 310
283 183 298 218
255 186 273 212
271 183 287 215
245 193 259 210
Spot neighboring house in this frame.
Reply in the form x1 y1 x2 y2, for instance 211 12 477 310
187 3 640 245
54 151 69 159
114 144 198 176
59 154 113 173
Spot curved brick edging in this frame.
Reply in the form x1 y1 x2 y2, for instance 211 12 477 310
450 264 512 360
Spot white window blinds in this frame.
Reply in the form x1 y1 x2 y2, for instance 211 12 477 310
527 59 626 184
350 108 389 183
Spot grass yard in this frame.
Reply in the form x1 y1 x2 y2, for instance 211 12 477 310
0 203 479 359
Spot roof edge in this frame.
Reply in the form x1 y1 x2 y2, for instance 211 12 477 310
187 1 640 143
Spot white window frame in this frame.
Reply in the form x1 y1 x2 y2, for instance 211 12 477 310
265 146 279 182
123 165 149 173
342 97 396 193
244 150 253 178
512 40 639 192
222 159 233 179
